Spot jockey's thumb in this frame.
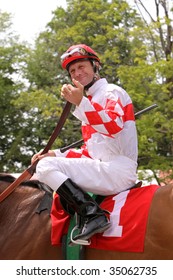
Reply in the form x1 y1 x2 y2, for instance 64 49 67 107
72 78 83 90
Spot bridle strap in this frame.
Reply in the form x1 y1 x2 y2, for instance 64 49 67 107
0 101 72 203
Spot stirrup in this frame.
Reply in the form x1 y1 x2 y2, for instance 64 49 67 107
70 225 91 246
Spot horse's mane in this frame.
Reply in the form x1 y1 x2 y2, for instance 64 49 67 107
0 173 53 195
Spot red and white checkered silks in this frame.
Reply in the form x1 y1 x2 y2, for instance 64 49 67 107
39 78 138 194
54 78 138 163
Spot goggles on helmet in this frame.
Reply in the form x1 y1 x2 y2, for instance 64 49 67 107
60 47 99 69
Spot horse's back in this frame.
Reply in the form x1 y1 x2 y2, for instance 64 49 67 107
1 173 173 260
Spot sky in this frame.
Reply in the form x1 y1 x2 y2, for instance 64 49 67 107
0 0 167 45
0 0 67 44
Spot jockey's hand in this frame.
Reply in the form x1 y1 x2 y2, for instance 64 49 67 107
61 78 84 106
31 150 56 164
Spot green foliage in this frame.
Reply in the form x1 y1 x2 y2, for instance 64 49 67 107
0 11 28 172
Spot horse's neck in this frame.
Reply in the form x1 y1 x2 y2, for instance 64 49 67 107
0 181 11 194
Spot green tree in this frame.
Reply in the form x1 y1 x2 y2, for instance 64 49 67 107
117 0 173 182
0 11 28 172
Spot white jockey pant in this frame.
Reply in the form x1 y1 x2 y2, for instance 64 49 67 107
36 156 137 196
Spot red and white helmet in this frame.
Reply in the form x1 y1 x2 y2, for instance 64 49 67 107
61 44 100 70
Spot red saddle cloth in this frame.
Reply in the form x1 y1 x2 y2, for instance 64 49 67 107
50 184 159 252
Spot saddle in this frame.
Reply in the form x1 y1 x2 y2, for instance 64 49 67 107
35 180 143 259
61 181 142 259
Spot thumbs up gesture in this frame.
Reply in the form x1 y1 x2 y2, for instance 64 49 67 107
61 78 84 106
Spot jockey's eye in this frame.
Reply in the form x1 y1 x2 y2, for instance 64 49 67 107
79 65 84 70
70 69 75 75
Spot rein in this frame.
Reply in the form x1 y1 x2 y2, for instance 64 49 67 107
0 101 72 203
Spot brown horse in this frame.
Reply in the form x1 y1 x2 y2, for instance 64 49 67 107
0 173 173 260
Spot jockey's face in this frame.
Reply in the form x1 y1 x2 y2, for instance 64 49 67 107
68 60 95 87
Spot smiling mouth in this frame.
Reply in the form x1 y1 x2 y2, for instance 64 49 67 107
78 76 92 85
77 77 86 84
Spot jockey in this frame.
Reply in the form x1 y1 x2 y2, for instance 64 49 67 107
32 44 138 243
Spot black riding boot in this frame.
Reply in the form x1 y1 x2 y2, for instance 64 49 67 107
57 178 111 241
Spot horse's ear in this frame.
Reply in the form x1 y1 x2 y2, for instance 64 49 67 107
0 174 15 183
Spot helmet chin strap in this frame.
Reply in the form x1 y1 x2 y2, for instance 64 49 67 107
84 74 100 91
84 60 100 90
